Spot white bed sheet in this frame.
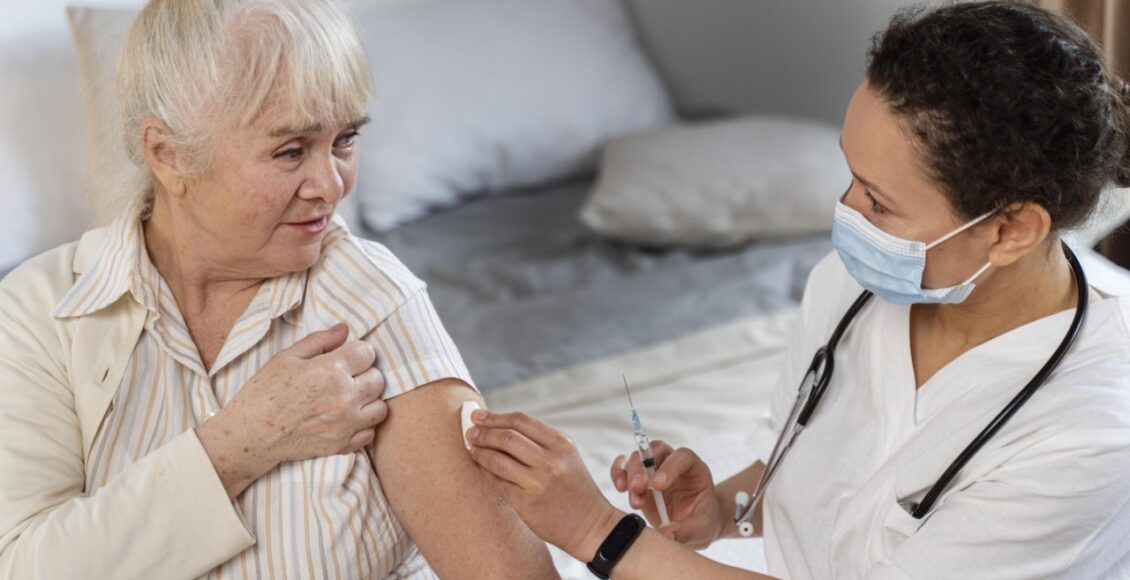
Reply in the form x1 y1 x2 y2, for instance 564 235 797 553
487 310 799 576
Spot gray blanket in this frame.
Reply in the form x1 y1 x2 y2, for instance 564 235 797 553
368 183 833 391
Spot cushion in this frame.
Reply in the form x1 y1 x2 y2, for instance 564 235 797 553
67 7 139 226
355 0 676 231
579 115 850 248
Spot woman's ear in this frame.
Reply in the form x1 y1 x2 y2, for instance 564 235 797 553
987 201 1054 267
141 118 187 198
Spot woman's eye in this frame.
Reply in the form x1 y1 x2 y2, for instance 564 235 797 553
334 131 360 149
275 148 303 161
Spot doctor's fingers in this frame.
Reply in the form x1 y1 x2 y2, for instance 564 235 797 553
610 444 666 490
611 455 630 492
471 410 567 450
469 445 540 491
624 441 675 494
466 425 547 469
651 447 709 492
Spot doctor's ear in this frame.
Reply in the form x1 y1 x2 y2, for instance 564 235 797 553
140 118 188 199
986 201 1054 267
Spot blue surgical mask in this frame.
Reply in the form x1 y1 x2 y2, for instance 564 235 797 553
831 199 993 305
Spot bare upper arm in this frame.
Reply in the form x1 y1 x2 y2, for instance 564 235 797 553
372 379 560 579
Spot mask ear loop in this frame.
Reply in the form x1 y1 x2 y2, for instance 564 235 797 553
924 210 996 251
924 209 998 288
960 261 993 285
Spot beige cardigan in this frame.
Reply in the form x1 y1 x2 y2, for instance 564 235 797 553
0 227 254 579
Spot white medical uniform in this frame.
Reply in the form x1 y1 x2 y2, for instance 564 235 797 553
750 253 1130 579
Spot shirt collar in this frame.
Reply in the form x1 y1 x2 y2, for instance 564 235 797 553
54 214 143 319
53 213 332 323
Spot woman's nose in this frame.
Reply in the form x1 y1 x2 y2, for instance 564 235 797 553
297 152 345 204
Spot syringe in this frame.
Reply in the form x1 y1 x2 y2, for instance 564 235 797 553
623 376 671 528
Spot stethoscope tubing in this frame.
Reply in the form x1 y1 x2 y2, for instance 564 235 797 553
736 242 1089 530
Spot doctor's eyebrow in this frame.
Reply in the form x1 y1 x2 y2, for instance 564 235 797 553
838 137 898 208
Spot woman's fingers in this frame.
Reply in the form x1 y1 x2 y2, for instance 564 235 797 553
359 398 389 427
471 410 563 449
467 425 545 469
345 428 376 453
354 367 386 403
331 340 378 377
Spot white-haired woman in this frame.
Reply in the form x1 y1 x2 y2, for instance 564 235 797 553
0 1 558 578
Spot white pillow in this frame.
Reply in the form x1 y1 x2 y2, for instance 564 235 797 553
580 115 851 248
355 0 676 231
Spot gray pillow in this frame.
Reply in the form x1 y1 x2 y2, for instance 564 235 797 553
580 115 850 248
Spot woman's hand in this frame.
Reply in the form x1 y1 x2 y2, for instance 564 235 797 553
466 410 623 562
197 323 388 499
610 442 724 549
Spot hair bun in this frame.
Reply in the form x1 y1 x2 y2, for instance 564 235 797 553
1118 80 1130 188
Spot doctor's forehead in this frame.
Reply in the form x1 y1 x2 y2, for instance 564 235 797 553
840 82 947 210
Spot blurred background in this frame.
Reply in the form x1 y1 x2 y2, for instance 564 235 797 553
2 0 1128 576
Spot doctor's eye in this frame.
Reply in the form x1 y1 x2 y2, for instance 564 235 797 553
864 190 887 215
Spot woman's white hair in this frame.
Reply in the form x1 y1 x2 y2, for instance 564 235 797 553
114 0 374 216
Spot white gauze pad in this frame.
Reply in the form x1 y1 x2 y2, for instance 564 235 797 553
461 401 481 450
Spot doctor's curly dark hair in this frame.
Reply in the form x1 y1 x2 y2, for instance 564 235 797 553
866 0 1130 230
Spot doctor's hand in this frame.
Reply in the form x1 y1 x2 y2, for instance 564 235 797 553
466 410 625 562
611 442 724 549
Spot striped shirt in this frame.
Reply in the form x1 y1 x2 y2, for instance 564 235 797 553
53 213 474 579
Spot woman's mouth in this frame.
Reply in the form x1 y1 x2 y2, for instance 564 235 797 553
286 216 329 234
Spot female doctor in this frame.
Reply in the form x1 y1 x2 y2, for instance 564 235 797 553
466 2 1130 578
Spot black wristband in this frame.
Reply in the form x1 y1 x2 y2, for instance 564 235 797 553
586 513 647 579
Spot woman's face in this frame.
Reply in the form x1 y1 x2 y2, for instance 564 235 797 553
173 108 368 279
839 81 994 290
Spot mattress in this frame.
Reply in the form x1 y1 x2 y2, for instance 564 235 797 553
369 181 833 392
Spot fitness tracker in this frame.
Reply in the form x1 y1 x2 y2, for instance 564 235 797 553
587 513 647 579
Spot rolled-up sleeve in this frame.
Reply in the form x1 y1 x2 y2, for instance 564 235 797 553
365 288 476 400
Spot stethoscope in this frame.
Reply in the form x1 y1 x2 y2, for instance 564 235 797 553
733 242 1089 536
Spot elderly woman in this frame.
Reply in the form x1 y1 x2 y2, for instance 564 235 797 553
467 2 1130 579
0 0 557 578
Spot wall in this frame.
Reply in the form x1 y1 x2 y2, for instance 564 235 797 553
0 0 917 272
628 0 915 124
0 0 146 271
